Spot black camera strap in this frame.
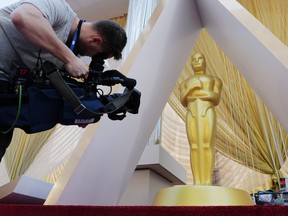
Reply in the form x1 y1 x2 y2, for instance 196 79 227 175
42 61 133 117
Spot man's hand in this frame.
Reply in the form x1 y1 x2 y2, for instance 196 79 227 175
65 57 89 79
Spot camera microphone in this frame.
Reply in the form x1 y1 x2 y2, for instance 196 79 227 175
98 77 136 89
98 77 124 86
123 78 136 90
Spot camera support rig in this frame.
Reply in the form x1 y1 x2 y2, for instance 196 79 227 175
43 61 134 117
0 57 141 134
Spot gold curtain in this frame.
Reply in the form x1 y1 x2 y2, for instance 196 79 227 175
4 128 55 180
167 0 288 192
111 14 127 28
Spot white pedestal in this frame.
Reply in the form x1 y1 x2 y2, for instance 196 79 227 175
119 145 186 205
0 175 53 204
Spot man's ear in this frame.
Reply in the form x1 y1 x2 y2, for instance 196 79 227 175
91 36 102 45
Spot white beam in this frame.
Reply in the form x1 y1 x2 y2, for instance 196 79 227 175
196 0 288 131
45 0 202 205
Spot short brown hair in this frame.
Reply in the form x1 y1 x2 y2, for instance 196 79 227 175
92 20 127 60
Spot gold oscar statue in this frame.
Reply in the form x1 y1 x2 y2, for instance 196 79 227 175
180 52 222 186
153 53 254 206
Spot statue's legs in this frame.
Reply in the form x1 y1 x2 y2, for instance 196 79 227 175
186 107 216 186
199 108 216 185
186 110 201 185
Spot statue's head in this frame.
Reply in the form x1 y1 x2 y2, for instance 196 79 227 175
191 52 206 73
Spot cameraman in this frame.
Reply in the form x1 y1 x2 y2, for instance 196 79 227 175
0 0 127 161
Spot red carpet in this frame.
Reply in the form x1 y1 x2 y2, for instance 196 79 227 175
0 205 288 216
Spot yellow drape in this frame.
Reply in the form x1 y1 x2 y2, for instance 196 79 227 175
4 128 55 180
111 14 127 28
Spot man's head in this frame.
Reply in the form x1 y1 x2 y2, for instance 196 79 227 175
191 52 206 73
79 20 127 60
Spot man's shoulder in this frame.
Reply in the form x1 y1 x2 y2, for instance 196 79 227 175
20 0 75 15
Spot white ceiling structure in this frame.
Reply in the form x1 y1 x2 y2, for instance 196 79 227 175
66 0 129 21
0 0 129 21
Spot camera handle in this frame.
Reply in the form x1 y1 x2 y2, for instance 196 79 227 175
42 61 133 117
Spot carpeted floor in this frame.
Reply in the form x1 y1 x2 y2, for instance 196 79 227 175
0 205 288 216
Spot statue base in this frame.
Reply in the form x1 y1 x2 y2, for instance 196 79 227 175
153 185 254 206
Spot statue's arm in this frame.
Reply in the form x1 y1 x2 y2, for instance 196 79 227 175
180 77 202 107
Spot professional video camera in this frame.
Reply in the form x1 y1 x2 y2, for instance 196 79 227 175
0 56 141 134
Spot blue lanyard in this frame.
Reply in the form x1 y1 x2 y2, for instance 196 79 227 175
70 20 86 52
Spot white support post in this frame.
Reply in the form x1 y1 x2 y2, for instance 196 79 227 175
45 0 202 205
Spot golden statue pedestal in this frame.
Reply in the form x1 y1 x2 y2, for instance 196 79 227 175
153 185 254 206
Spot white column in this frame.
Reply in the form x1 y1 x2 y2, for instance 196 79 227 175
45 0 202 205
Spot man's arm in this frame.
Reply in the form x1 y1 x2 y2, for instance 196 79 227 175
10 3 88 79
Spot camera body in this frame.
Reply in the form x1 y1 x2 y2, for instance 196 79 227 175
0 56 141 133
